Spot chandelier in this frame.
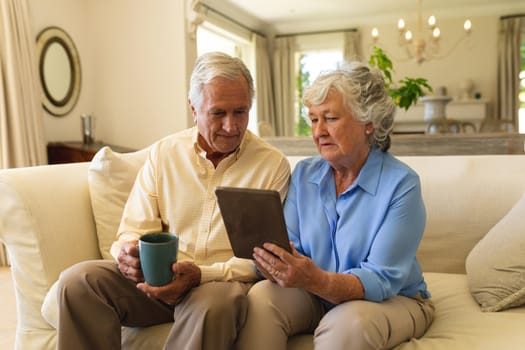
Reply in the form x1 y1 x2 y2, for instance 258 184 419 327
371 0 472 64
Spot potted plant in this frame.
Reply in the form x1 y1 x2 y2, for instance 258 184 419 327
368 46 433 110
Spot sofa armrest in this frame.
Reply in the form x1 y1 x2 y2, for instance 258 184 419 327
0 162 101 346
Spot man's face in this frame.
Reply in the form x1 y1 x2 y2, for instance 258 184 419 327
190 76 251 156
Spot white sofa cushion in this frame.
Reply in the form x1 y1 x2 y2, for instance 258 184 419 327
393 273 525 349
465 192 525 312
88 146 149 259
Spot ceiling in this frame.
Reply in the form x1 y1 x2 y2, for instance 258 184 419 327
202 0 525 34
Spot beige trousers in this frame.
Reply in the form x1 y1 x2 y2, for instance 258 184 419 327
235 280 435 350
57 260 251 350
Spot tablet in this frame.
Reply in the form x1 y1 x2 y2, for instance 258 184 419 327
215 186 292 259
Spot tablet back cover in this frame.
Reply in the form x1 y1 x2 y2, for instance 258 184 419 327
215 187 291 259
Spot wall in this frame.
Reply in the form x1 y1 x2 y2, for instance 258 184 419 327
29 0 195 150
29 0 94 146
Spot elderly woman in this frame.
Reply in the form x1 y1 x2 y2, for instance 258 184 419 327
235 62 434 350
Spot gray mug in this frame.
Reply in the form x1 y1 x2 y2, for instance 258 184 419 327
139 233 179 286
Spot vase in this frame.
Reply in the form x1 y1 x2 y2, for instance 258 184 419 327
81 114 94 144
420 96 452 122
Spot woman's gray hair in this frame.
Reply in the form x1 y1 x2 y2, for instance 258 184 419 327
303 61 395 151
188 52 255 111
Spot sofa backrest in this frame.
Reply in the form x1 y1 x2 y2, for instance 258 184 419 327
4 152 521 279
400 155 525 274
289 154 525 274
102 152 519 274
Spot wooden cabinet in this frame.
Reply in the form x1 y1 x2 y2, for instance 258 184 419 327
47 141 135 164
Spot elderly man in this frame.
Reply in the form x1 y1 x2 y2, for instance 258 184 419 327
56 52 290 350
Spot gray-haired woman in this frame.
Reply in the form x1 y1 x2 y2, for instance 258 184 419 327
236 61 434 350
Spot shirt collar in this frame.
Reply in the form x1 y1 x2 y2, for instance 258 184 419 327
191 126 248 162
309 147 383 196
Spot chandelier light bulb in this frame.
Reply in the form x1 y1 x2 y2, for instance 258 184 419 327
398 18 405 30
428 15 436 28
371 27 379 40
405 30 413 42
464 19 472 33
432 27 440 39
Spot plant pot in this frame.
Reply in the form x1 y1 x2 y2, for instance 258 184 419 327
420 96 452 121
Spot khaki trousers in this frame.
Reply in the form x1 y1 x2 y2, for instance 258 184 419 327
57 260 251 350
235 280 435 350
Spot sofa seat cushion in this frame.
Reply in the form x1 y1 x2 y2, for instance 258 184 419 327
288 273 525 350
394 273 525 350
119 273 525 349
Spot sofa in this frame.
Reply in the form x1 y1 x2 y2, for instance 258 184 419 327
1 146 525 350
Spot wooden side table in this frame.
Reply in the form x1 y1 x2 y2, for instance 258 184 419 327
47 141 135 164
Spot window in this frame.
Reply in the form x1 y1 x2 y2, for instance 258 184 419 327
197 22 253 63
293 33 345 136
197 25 239 57
296 51 343 136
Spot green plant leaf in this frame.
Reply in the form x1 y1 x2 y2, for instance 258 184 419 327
369 46 393 86
368 46 433 110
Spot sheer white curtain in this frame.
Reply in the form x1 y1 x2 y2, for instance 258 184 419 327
272 36 296 137
0 0 47 266
496 16 523 127
252 34 276 136
343 30 362 62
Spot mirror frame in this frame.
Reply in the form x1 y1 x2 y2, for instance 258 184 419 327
36 26 81 116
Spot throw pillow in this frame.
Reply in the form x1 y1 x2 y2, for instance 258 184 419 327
466 193 525 312
88 146 149 259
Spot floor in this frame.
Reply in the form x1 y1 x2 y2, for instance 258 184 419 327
0 267 16 350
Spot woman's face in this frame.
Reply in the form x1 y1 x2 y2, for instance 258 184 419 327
308 89 372 167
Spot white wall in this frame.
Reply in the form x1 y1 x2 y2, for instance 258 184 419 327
30 0 195 150
30 0 95 145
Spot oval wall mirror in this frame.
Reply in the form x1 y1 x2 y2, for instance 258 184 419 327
36 26 81 116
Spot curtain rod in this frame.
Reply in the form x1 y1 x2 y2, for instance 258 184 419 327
500 13 525 20
275 28 358 38
200 3 266 38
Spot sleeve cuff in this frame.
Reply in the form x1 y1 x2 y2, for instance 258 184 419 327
109 232 141 261
199 265 223 283
198 258 259 284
